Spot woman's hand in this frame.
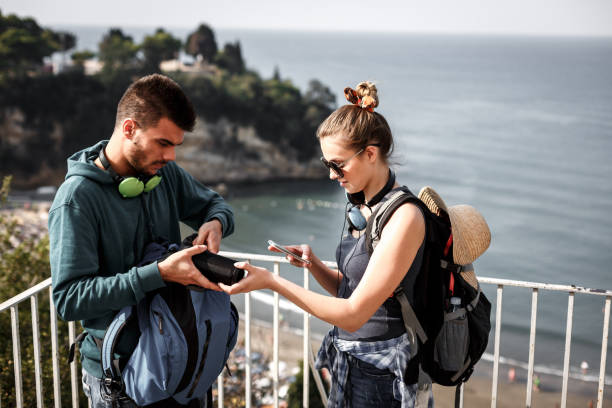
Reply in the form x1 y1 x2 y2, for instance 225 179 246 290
268 243 313 268
219 261 274 295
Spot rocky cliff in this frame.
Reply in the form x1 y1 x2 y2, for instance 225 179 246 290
177 117 326 184
0 108 327 189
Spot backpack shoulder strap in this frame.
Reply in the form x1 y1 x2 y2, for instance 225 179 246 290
101 306 135 382
365 186 424 255
365 186 431 346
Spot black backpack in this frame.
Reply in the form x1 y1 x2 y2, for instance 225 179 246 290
365 186 492 389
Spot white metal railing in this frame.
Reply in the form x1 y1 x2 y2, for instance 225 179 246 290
0 252 610 408
476 277 612 408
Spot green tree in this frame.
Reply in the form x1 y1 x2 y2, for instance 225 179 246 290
0 72 114 186
0 176 87 407
0 10 63 74
272 66 281 81
304 79 336 110
53 31 77 72
215 41 245 74
53 31 76 53
98 28 139 73
185 23 217 62
71 49 95 69
303 79 337 135
142 28 181 72
286 360 327 408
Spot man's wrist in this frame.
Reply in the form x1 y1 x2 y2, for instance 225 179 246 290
207 217 223 231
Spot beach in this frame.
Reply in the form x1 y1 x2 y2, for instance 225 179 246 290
234 317 611 408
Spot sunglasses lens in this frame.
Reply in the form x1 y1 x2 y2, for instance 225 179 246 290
320 157 343 177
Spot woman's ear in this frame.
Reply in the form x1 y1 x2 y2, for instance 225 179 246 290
365 144 379 163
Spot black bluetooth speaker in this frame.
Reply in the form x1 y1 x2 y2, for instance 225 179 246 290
182 234 244 285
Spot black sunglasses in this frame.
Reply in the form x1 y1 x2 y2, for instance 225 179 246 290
320 144 380 178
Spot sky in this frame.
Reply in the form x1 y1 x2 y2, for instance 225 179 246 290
2 0 612 37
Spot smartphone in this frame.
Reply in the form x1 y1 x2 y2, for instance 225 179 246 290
267 240 311 265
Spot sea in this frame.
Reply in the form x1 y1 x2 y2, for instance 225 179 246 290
52 25 612 391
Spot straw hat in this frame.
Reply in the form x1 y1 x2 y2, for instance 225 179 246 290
418 186 491 288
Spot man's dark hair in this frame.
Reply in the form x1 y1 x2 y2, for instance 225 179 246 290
116 74 196 132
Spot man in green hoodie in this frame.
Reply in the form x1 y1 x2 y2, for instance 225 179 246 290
49 74 234 407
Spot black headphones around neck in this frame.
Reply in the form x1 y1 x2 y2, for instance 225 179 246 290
98 148 162 198
345 169 395 231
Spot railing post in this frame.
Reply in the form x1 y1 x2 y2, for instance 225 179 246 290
10 304 23 408
49 286 61 408
560 292 575 408
303 266 310 408
526 288 538 408
309 343 327 403
273 262 280 408
30 294 44 408
491 284 503 408
217 376 224 408
69 321 79 408
597 296 610 408
245 278 252 408
3 255 612 408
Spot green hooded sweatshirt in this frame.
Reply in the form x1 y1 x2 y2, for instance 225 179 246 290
49 140 234 378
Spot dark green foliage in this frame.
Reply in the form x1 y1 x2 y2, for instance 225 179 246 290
215 41 245 74
71 50 95 72
0 175 10 203
273 66 281 81
142 28 182 72
0 72 114 185
171 70 333 161
185 24 218 62
0 9 64 74
305 79 336 110
0 18 335 189
0 176 88 407
71 49 95 63
304 79 337 138
286 360 327 408
52 31 76 53
98 28 139 73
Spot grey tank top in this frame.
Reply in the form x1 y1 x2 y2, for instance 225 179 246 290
336 203 425 341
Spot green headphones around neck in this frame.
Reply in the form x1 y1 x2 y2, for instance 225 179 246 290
98 148 162 198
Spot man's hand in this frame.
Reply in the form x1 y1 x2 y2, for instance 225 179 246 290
158 245 222 291
192 219 222 253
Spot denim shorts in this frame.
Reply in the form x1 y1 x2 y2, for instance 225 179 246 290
347 356 401 408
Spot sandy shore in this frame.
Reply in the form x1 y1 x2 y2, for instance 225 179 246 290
236 317 611 408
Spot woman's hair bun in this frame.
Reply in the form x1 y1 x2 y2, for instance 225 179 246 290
344 81 379 111
344 87 359 105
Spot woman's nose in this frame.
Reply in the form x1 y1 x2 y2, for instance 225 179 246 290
329 168 339 180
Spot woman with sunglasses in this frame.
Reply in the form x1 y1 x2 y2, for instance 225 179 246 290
220 81 430 407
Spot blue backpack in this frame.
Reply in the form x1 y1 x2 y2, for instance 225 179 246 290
100 240 239 407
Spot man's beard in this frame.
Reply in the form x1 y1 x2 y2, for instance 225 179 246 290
128 142 167 176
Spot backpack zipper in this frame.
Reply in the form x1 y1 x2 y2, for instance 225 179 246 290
187 319 212 398
153 311 164 334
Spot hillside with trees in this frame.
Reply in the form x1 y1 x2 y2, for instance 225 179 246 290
0 10 335 189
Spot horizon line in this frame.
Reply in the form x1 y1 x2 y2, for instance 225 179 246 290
43 22 612 40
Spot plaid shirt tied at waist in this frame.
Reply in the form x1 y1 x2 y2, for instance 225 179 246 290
315 329 423 407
